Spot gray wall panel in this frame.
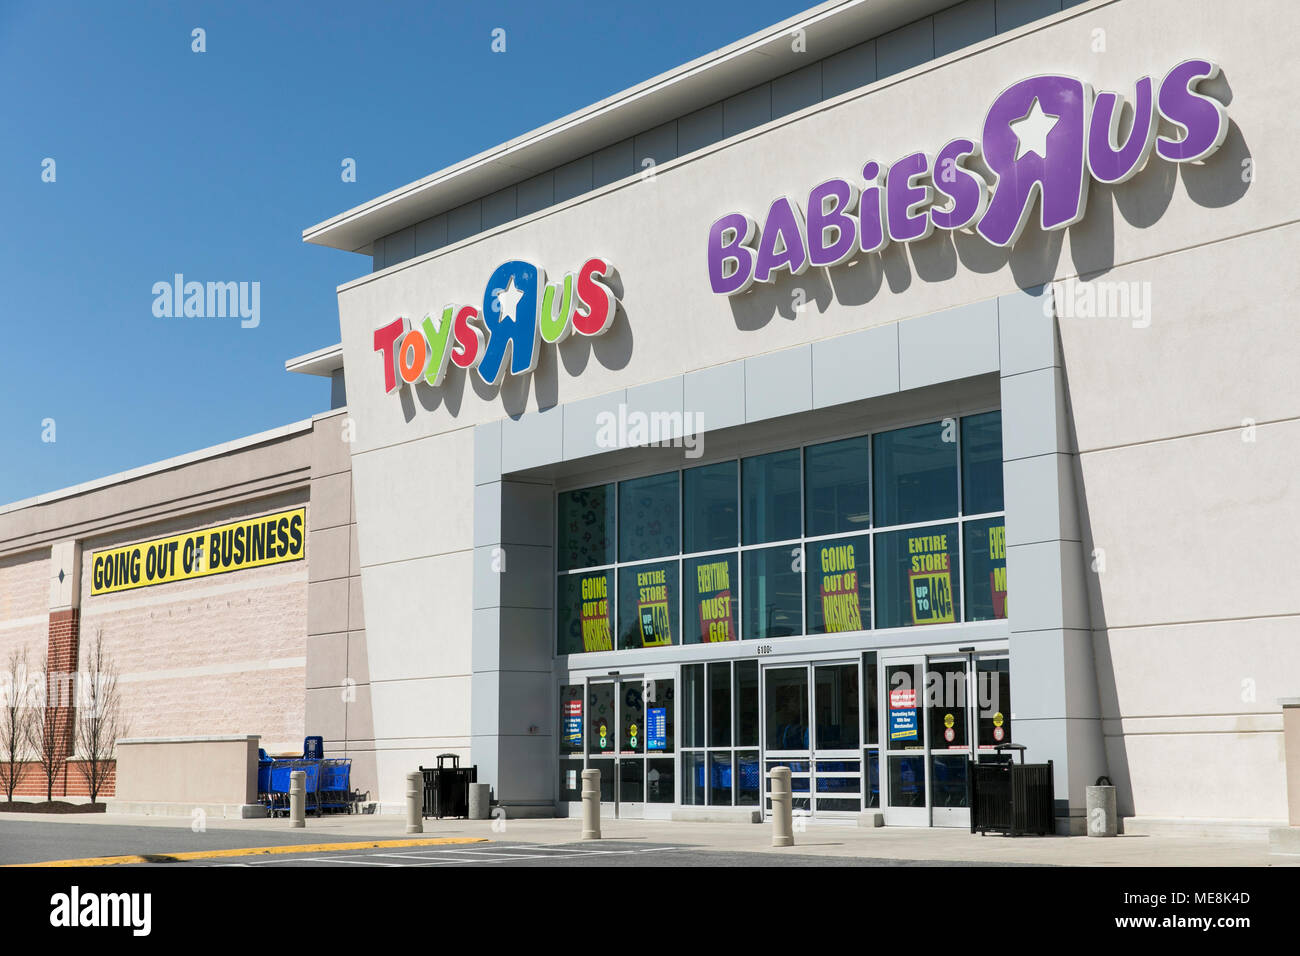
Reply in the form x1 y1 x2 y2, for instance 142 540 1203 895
822 40 876 98
678 103 724 154
772 62 822 118
898 299 999 390
877 17 935 79
811 323 900 408
935 0 996 58
684 360 746 432
745 346 813 422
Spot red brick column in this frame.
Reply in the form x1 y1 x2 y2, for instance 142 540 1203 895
46 607 80 797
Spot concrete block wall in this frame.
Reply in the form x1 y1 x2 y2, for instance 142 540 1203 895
79 493 309 749
304 409 377 797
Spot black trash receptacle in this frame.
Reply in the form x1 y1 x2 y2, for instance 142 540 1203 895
968 743 1055 837
419 753 478 819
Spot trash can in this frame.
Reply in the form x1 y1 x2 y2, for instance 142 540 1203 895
1086 776 1117 837
419 753 478 819
968 743 1055 837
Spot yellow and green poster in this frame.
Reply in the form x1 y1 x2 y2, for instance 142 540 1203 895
989 523 1008 618
635 566 672 647
694 559 735 642
817 543 863 632
579 573 613 651
908 532 955 624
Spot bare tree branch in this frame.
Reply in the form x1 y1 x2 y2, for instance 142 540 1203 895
0 646 34 802
75 628 125 805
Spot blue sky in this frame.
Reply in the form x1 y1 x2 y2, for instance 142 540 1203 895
0 0 800 504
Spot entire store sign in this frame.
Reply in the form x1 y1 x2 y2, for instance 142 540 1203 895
91 508 305 595
372 257 619 392
707 59 1229 294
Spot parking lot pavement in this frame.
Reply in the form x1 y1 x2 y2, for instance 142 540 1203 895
160 841 1003 868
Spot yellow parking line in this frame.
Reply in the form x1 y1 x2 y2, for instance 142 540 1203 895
7 836 489 867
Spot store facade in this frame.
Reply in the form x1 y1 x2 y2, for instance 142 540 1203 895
306 0 1300 832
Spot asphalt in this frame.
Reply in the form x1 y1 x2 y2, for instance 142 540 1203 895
156 840 1009 867
0 811 1294 867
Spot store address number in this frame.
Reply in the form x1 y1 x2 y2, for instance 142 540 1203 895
755 644 774 656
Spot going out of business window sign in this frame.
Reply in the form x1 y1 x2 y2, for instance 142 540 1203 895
707 59 1229 294
90 508 306 595
372 257 619 393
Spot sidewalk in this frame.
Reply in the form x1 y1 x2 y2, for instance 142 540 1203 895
2 809 1294 866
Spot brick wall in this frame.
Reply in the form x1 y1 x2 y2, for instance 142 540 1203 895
78 495 308 750
0 552 50 670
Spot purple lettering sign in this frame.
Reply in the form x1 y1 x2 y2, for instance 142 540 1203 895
706 58 1230 295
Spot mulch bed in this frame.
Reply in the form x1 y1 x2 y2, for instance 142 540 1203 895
0 801 106 814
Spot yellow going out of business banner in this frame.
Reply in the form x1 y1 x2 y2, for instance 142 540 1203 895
91 508 306 595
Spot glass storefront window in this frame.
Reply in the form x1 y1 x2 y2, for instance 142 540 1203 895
873 421 958 527
931 755 969 809
559 685 584 755
742 449 801 544
683 460 738 553
804 536 871 634
620 681 644 754
765 666 809 752
556 408 1002 655
709 662 731 747
735 661 759 747
962 411 1004 515
708 752 733 805
616 560 679 649
682 553 738 644
863 653 878 746
619 471 679 562
647 759 675 803
887 755 925 807
873 524 961 629
805 436 871 536
557 569 614 655
964 517 1007 621
736 751 760 805
557 484 615 571
682 664 705 748
976 657 1012 749
864 750 880 808
682 752 705 805
742 545 803 640
927 660 969 751
885 662 924 751
814 664 860 751
646 677 674 754
589 682 616 755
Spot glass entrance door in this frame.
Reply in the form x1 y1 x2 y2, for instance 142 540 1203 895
927 656 972 828
878 652 1011 827
566 673 674 818
882 658 928 826
762 660 862 818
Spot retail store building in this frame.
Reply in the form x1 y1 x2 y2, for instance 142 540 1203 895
3 0 1297 832
303 0 1299 833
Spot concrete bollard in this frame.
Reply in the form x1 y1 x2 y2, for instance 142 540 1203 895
581 768 601 840
468 782 491 820
406 771 424 834
770 766 793 847
1086 784 1117 837
289 770 305 829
